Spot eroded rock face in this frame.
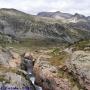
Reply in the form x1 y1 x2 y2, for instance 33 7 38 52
0 49 35 90
66 51 90 90
34 56 71 90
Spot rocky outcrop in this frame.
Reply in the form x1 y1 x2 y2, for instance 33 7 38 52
21 52 43 90
0 49 35 90
34 56 71 90
0 49 21 68
66 51 90 90
0 69 35 90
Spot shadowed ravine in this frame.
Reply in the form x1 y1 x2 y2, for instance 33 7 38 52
24 58 42 90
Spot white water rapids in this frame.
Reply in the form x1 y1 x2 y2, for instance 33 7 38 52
25 59 42 90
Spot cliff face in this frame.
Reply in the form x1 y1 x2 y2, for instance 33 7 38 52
0 8 90 45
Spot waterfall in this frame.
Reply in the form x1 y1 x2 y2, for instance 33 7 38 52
25 59 42 90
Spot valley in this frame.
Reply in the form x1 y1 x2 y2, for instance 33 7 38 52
0 8 90 90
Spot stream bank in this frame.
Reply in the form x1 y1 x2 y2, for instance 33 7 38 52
21 53 42 90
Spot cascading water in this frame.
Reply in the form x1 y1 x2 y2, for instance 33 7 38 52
24 59 42 90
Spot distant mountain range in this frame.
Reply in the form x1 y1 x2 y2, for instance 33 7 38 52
38 11 90 23
0 8 90 45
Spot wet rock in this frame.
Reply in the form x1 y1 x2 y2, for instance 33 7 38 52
66 50 90 90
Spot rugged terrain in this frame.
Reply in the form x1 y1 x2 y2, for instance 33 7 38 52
0 8 90 90
38 11 89 23
0 8 90 46
0 48 35 90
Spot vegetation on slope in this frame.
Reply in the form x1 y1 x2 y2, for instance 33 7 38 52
0 8 90 46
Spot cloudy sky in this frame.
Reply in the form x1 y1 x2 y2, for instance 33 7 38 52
0 0 90 16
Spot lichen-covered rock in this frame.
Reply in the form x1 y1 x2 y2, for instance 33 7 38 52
0 49 21 68
66 50 90 90
34 56 71 90
0 49 35 90
0 70 35 90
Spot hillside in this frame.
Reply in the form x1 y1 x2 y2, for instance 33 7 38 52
0 8 90 46
0 8 90 90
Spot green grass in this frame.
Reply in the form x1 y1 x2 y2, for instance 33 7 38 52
0 37 69 53
0 75 10 83
72 40 90 50
49 50 69 66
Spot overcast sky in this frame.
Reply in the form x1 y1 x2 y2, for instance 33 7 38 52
0 0 90 16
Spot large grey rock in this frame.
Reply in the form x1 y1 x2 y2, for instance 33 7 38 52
0 70 35 90
0 49 35 90
0 49 21 67
66 51 90 90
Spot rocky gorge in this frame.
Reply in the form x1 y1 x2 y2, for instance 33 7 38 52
0 8 90 90
0 48 42 90
0 44 90 90
33 48 90 90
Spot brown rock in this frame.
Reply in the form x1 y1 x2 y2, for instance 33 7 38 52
34 56 71 90
0 49 21 68
24 52 33 60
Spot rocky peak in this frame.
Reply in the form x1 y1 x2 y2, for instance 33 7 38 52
68 13 87 23
37 11 90 23
38 11 72 19
73 13 86 19
87 16 90 20
55 11 61 13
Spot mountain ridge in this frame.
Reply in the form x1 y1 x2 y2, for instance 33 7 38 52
0 8 90 46
37 11 90 23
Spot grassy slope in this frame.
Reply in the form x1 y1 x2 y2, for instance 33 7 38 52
0 9 90 45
